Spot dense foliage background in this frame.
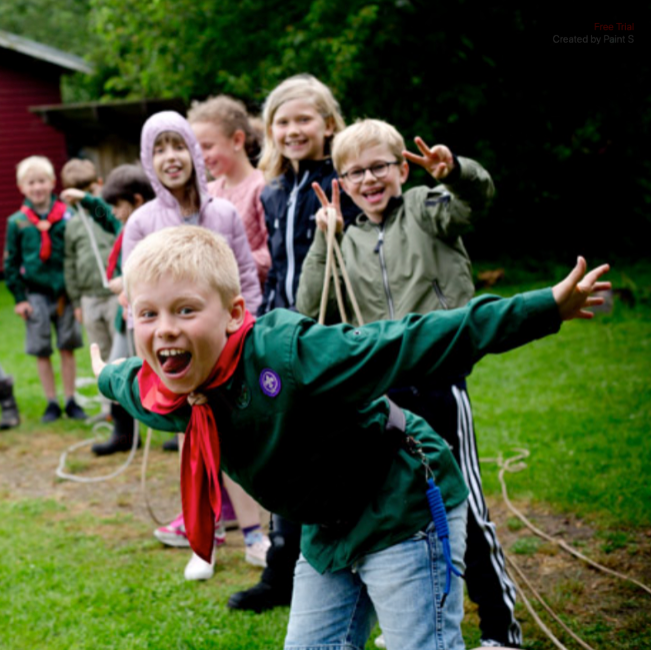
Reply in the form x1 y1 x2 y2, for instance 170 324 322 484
3 1 648 261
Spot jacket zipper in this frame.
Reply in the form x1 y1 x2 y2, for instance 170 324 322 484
284 170 310 307
432 280 449 310
374 225 395 319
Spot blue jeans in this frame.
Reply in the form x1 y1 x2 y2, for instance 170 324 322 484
284 501 468 650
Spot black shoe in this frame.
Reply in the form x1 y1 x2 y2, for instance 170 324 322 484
227 582 292 613
162 434 179 452
42 401 62 423
0 376 20 429
65 398 88 420
92 432 141 456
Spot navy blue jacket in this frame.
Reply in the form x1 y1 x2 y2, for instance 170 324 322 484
259 158 358 314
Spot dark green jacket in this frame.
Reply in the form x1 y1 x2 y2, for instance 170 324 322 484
297 157 494 323
4 196 71 302
99 289 560 573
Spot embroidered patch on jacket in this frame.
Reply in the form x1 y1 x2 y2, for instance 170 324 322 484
259 369 281 397
236 381 251 409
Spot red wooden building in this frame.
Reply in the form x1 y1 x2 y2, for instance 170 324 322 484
0 30 92 272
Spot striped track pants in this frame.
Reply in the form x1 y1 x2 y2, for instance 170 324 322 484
389 382 522 648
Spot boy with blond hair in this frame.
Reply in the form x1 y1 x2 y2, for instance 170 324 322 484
93 224 609 650
296 118 518 646
4 156 87 422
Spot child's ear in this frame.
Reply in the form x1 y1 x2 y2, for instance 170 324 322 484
324 116 336 138
226 296 246 333
232 129 246 152
133 193 145 208
399 160 410 184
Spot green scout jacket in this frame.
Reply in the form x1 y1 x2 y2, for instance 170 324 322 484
4 196 70 303
64 206 117 308
297 157 494 324
99 289 560 573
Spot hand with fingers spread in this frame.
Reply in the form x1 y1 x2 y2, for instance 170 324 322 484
552 257 611 321
403 137 455 180
312 180 344 234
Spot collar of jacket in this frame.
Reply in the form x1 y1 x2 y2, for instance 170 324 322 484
354 194 404 228
279 157 335 188
23 194 58 217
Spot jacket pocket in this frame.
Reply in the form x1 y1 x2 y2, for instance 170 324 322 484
432 279 450 310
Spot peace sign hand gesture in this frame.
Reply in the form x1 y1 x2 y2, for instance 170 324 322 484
403 137 455 180
312 179 344 234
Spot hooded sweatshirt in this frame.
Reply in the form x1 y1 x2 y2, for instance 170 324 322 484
122 111 261 313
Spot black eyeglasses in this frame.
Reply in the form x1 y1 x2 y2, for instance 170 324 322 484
340 161 400 184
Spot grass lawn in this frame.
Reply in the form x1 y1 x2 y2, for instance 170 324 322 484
0 257 650 649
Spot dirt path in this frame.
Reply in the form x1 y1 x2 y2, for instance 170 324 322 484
1 428 650 649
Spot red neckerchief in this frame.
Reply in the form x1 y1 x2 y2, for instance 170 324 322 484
106 231 123 280
137 310 255 563
20 200 67 261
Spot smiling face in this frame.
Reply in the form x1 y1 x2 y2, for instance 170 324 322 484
131 276 244 394
271 98 334 171
18 169 55 213
191 121 238 181
152 135 194 199
339 144 409 223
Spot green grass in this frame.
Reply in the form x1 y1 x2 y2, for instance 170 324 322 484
1 257 650 649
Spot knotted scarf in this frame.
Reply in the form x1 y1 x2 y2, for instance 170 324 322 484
106 231 123 280
137 310 255 562
20 200 67 261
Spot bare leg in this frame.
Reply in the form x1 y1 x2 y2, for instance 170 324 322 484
222 473 262 529
36 356 57 400
59 349 76 399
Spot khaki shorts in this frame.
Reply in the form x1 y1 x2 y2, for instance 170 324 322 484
25 292 83 357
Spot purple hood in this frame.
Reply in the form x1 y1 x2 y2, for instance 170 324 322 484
140 110 209 209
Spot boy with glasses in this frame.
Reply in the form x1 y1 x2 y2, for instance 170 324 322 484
297 119 522 648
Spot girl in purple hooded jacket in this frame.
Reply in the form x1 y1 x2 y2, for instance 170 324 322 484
121 110 267 582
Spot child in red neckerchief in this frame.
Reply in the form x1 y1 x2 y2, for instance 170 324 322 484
4 156 87 423
92 225 610 651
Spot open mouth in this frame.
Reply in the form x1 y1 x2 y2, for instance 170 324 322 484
157 348 192 375
363 188 385 204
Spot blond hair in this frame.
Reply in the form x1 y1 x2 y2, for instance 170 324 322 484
124 226 241 308
258 74 345 181
16 156 55 184
188 95 263 163
332 119 406 174
60 158 98 190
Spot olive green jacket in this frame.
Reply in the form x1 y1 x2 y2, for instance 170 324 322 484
296 157 494 324
64 204 117 308
99 289 560 573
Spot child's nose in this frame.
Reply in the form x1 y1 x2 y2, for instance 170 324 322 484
156 314 180 338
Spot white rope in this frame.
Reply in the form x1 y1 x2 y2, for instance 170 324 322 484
482 448 651 649
55 420 140 483
75 203 110 290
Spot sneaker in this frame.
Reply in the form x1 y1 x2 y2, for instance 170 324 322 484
245 535 271 568
162 434 179 452
374 633 386 649
65 398 88 420
227 581 292 613
154 513 227 548
479 640 512 649
154 513 190 547
41 401 62 423
184 551 215 581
